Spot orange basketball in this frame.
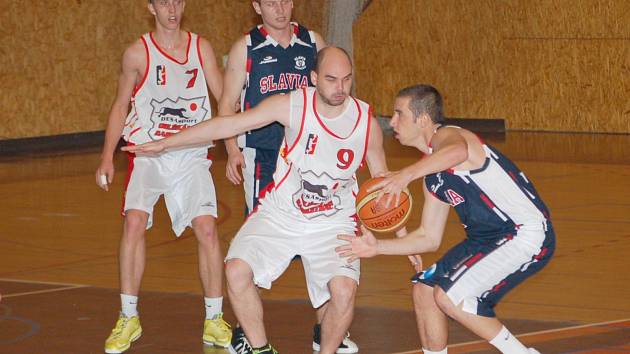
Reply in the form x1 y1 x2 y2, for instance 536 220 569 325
356 177 412 232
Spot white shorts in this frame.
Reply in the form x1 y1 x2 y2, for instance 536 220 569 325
226 203 360 308
123 148 217 236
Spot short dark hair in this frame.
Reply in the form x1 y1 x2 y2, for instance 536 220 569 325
314 46 353 73
396 84 444 123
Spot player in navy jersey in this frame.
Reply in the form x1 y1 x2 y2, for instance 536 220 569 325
218 1 357 354
337 85 554 354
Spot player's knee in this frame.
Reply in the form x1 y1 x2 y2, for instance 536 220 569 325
225 259 253 291
123 211 148 238
329 277 357 307
412 283 435 311
433 287 457 317
192 219 218 243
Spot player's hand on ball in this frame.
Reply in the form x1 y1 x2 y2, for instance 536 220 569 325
121 141 166 155
368 169 414 208
336 225 378 262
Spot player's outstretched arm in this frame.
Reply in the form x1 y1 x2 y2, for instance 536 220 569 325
122 94 290 154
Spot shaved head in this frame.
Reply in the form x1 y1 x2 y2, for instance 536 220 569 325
315 46 353 73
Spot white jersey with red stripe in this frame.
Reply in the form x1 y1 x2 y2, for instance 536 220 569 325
122 32 213 148
260 87 371 224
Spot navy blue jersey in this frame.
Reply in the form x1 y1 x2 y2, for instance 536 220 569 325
425 143 550 240
239 23 318 151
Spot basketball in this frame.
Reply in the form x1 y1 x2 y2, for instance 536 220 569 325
356 177 413 232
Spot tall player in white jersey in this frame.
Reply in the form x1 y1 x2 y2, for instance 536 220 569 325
95 1 231 353
124 47 390 354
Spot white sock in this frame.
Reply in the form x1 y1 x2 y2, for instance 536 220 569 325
204 296 223 319
422 348 447 354
489 326 529 353
120 294 138 317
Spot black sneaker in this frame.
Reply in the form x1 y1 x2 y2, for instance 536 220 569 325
252 344 278 354
228 326 253 354
312 324 359 353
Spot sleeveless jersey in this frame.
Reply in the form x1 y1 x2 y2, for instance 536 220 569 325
425 139 550 240
261 87 371 223
238 23 318 151
122 32 213 148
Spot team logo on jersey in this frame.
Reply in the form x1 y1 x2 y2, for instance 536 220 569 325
259 74 309 94
446 189 465 206
148 97 208 139
156 65 167 85
305 133 319 155
292 170 350 219
259 55 278 64
294 56 307 70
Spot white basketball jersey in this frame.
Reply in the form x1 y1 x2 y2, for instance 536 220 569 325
262 87 371 223
122 32 213 147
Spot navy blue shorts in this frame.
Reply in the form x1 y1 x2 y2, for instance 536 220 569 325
412 222 555 317
241 147 279 215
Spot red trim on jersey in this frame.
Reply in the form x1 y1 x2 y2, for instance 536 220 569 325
312 90 362 140
120 145 137 216
149 31 191 65
292 23 299 34
258 25 269 38
284 88 308 156
128 127 141 139
246 57 252 73
274 162 293 190
132 37 151 97
196 35 204 68
360 105 373 166
479 193 496 209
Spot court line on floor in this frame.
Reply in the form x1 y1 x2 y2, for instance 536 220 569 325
388 318 630 354
2 285 88 299
0 277 88 287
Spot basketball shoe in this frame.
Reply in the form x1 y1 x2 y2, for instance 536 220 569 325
528 349 541 354
228 326 253 354
203 313 232 347
104 313 142 354
252 344 279 354
312 323 359 353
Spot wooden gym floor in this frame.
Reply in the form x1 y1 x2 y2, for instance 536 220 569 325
0 132 629 353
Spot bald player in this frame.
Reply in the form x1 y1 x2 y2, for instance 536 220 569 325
124 47 387 354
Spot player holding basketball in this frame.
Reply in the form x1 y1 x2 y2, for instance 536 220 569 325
124 47 386 354
95 1 230 352
219 1 358 353
337 85 554 354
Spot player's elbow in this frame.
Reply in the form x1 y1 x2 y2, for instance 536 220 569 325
423 235 441 252
452 144 469 165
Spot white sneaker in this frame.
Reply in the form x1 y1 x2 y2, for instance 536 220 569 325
528 349 542 354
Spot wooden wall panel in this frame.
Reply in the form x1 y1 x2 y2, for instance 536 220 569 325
354 0 630 133
1 0 327 140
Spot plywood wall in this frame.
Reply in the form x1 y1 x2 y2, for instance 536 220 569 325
0 0 327 140
354 0 630 133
